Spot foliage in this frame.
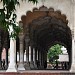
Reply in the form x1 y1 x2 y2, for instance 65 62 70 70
0 0 38 38
47 44 62 64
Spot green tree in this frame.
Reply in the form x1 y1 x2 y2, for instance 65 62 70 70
47 44 62 64
0 0 38 38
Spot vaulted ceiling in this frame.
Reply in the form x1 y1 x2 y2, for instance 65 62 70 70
21 6 72 63
29 16 72 54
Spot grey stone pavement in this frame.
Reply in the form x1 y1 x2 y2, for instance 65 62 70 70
0 70 73 73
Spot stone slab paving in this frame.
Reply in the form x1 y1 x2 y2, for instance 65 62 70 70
0 70 75 75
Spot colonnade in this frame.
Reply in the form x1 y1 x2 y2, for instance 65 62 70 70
6 29 75 72
6 0 75 72
6 33 47 71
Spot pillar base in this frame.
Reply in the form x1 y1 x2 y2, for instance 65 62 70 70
18 63 25 70
6 63 17 72
25 62 30 70
34 64 38 69
70 63 75 72
30 61 34 69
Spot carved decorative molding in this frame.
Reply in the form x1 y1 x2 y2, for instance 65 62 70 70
21 6 68 28
20 6 72 53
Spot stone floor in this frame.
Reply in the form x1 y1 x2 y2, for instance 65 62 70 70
0 70 75 75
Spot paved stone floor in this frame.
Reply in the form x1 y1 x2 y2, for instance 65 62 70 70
0 70 75 75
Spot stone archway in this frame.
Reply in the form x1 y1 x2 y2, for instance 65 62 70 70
20 6 72 70
29 16 72 70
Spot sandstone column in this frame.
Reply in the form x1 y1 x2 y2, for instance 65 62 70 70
70 33 75 72
25 39 29 63
29 46 31 62
25 36 30 69
70 0 75 72
18 34 25 70
6 38 17 72
31 46 33 62
6 25 17 72
30 44 34 69
34 48 37 69
35 48 37 65
33 48 35 65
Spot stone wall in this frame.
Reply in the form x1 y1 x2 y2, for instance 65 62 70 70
15 0 74 30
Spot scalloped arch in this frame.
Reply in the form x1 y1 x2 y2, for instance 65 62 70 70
21 5 68 27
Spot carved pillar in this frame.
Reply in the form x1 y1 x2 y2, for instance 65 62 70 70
29 42 34 69
70 31 75 72
38 50 41 68
39 50 43 69
35 48 37 65
6 38 17 72
25 36 30 70
37 50 38 60
25 37 29 63
70 1 75 72
6 26 17 72
33 48 35 65
34 48 37 69
25 24 30 63
17 22 25 70
31 45 33 62
33 47 37 67
29 46 31 62
18 34 25 70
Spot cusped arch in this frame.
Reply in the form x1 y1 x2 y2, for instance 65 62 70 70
21 5 68 29
20 5 72 54
20 6 72 70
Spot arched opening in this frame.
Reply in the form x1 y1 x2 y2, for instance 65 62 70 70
47 44 69 70
29 16 72 70
20 6 72 70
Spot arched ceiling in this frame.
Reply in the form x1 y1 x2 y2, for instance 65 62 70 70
20 6 72 69
29 16 72 54
21 5 72 55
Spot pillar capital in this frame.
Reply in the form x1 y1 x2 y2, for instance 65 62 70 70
19 33 24 40
25 36 30 43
